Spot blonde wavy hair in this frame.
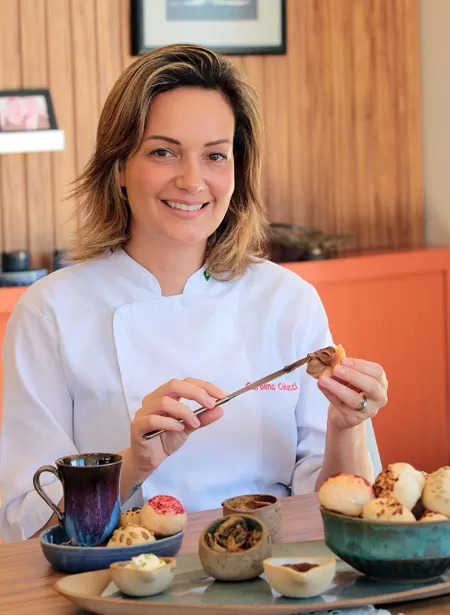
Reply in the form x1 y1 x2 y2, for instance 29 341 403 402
69 43 269 280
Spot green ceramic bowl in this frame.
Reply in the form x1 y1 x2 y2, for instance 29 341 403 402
321 507 450 583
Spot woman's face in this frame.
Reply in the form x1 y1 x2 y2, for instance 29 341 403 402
121 87 235 249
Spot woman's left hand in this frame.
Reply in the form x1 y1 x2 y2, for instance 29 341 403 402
317 358 388 431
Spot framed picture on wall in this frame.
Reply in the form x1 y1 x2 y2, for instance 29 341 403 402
131 0 286 56
0 89 58 133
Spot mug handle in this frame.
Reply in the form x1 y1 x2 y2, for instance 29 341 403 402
32 465 64 525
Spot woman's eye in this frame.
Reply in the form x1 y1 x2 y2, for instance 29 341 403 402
208 153 227 161
150 148 172 157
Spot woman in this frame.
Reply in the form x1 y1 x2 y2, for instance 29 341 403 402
0 44 388 542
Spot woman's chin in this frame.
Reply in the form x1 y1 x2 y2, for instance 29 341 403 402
165 231 210 247
162 222 219 247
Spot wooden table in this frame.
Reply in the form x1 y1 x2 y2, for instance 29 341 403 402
0 494 448 614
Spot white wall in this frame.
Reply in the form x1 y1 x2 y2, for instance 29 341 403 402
420 0 450 245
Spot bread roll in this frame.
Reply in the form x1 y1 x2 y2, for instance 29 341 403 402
119 506 141 527
318 473 374 517
362 497 416 523
140 495 187 537
373 462 425 511
107 524 156 547
422 466 450 517
306 345 346 379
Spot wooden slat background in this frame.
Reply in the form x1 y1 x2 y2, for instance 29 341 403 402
0 0 423 269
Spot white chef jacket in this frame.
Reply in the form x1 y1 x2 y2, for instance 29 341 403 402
0 249 334 542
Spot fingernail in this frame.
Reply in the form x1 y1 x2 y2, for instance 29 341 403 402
334 365 346 376
192 417 201 428
176 423 185 431
342 358 353 367
203 394 216 408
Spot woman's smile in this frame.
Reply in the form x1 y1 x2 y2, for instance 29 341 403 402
161 199 211 218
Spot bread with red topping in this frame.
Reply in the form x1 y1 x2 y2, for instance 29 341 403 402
140 495 187 537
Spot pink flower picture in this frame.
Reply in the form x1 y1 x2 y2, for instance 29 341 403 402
0 95 51 131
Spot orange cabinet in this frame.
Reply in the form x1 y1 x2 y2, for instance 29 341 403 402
284 247 450 472
0 287 26 417
1 248 449 472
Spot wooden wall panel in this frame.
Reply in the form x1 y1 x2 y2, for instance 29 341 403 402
263 55 291 223
120 0 134 70
351 1 377 247
95 0 123 108
0 0 423 266
0 0 28 255
240 57 268 204
399 0 424 247
46 0 77 250
20 0 54 269
71 0 99 179
286 0 309 227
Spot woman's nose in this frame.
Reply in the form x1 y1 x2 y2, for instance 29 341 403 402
174 159 205 193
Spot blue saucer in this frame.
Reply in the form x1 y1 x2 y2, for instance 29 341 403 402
40 524 184 573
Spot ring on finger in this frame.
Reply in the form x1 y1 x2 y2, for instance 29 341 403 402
356 394 368 412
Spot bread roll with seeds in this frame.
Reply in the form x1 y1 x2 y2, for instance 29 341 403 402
422 466 450 517
119 506 142 527
362 497 416 523
373 462 425 511
107 524 156 547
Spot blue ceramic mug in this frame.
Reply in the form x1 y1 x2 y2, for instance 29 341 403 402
33 453 122 547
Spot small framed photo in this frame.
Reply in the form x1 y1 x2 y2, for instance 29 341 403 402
0 89 58 133
131 0 286 56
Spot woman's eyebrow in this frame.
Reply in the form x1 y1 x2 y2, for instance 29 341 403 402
144 135 232 147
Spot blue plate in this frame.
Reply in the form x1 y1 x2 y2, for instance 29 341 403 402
40 525 184 573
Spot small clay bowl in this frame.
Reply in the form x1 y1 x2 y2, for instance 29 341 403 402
221 494 282 539
263 556 336 598
110 556 176 597
198 514 272 582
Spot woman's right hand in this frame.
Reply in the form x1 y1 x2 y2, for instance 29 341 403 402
129 377 225 475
